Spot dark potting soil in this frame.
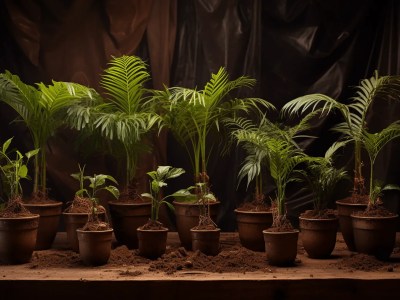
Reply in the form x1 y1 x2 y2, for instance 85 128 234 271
300 209 337 219
353 205 397 217
64 196 106 214
235 200 271 212
23 235 400 275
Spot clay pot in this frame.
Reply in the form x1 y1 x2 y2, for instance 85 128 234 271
63 211 105 252
173 201 220 249
299 215 338 258
108 201 151 249
76 228 113 266
0 215 40 264
336 198 367 251
23 202 62 250
190 228 221 256
263 229 299 266
137 228 169 259
234 209 273 251
351 214 398 260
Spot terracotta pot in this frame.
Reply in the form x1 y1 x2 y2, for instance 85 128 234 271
173 200 220 249
137 228 168 259
108 201 151 249
23 202 62 250
0 215 40 264
63 211 105 252
263 229 299 266
351 214 398 260
77 228 113 266
299 215 338 258
190 228 221 256
234 209 273 251
336 198 367 251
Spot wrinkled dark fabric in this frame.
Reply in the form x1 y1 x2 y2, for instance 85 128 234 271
1 0 400 231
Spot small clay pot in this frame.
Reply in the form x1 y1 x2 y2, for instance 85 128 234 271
137 228 169 259
263 229 299 266
190 228 221 256
0 215 40 264
77 228 113 266
351 214 398 260
299 215 338 259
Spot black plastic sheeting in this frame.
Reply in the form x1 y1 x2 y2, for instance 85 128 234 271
1 0 400 230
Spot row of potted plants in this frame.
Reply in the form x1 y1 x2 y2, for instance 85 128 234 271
1 55 400 266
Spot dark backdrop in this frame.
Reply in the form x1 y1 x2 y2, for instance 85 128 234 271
1 0 400 230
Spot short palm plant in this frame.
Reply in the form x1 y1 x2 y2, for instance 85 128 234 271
298 141 348 217
0 137 39 216
0 71 98 201
67 55 160 199
282 71 400 202
151 67 272 227
75 172 120 231
140 166 185 229
232 109 320 214
234 124 310 229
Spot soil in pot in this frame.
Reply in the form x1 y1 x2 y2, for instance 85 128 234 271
336 195 368 251
173 200 220 250
351 206 398 260
299 209 338 259
23 194 62 250
137 220 169 259
0 198 40 264
108 197 151 249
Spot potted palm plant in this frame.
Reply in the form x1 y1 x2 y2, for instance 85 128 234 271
282 71 400 251
137 166 185 259
351 122 400 259
152 67 270 251
67 55 161 249
63 164 106 252
297 142 348 258
0 137 39 264
0 70 98 250
75 172 119 266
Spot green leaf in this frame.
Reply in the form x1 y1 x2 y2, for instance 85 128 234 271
104 186 120 199
2 138 12 153
18 165 28 178
25 148 39 159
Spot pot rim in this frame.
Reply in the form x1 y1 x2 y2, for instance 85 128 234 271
190 227 221 233
350 214 399 220
76 228 113 233
298 216 338 222
0 214 40 220
262 229 299 235
137 227 169 232
22 202 62 207
108 200 151 206
335 199 368 206
173 200 220 206
234 208 272 214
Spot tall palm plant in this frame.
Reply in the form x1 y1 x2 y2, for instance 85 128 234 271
67 55 161 198
0 71 98 200
152 67 272 225
282 71 400 200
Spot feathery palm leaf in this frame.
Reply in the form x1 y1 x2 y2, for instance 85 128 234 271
0 71 98 196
